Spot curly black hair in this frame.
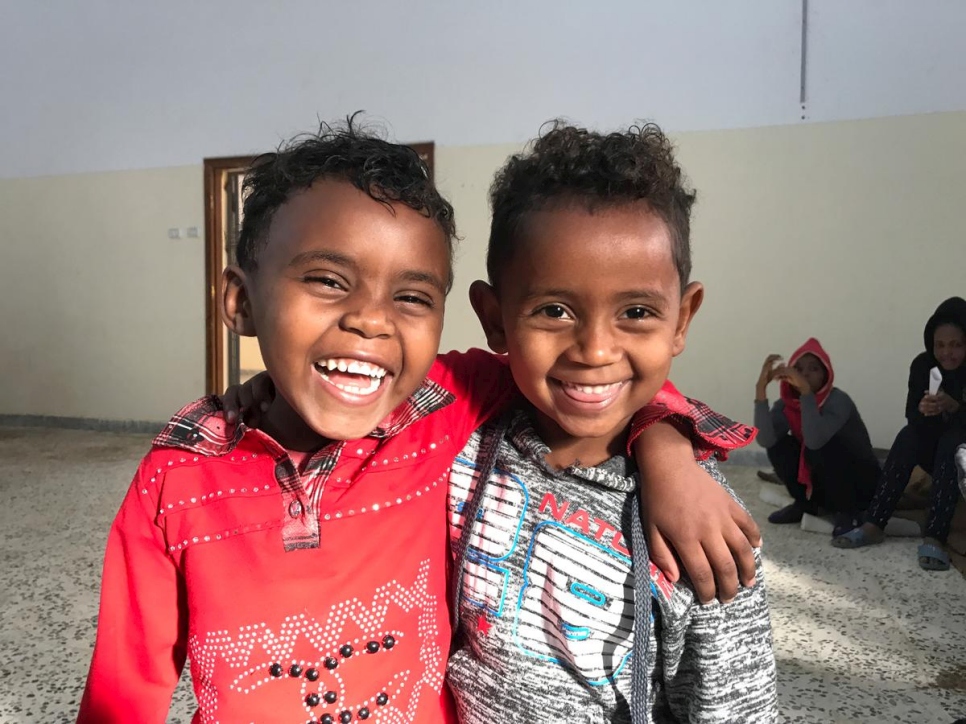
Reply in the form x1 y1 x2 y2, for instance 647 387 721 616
487 121 696 290
236 114 456 286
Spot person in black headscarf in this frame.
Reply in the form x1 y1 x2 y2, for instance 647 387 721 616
833 297 966 571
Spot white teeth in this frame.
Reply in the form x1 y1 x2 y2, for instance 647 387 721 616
564 381 621 394
316 358 388 379
319 373 383 396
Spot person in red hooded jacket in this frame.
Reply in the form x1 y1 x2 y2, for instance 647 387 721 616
754 338 881 537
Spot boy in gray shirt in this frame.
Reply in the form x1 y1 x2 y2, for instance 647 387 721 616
447 122 777 723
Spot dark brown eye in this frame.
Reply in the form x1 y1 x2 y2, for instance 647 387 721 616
539 304 568 319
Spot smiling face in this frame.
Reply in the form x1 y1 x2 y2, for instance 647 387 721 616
472 202 702 466
222 179 450 449
933 322 966 371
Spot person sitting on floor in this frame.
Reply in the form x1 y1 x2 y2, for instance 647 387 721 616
834 297 966 572
754 338 880 538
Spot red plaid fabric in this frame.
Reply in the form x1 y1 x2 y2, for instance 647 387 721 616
628 379 757 460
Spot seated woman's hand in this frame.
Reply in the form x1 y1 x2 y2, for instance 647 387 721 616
936 391 961 415
918 393 943 417
773 366 810 395
220 371 276 427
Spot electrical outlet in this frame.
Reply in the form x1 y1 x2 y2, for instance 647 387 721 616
168 228 181 239
186 227 199 238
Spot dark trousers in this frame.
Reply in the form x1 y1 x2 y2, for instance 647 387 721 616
866 424 966 542
767 434 880 516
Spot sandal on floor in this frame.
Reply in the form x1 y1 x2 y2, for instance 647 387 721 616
832 514 860 538
917 543 950 571
831 527 883 549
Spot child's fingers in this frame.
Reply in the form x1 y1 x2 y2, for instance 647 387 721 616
251 373 275 412
726 526 758 589
732 500 762 547
220 386 244 422
647 529 680 583
238 382 255 413
679 545 716 604
703 540 739 604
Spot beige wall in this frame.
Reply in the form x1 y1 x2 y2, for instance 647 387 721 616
0 167 205 422
1 112 963 445
669 113 965 447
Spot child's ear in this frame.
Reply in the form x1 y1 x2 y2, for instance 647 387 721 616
221 265 257 337
468 280 508 354
671 281 704 356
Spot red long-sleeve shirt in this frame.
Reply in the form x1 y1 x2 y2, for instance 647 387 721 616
78 351 751 724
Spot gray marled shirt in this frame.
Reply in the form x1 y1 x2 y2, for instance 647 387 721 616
446 411 778 723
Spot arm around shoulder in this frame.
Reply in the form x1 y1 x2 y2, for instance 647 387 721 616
632 387 762 603
432 348 516 445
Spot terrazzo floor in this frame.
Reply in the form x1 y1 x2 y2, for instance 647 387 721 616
0 426 964 723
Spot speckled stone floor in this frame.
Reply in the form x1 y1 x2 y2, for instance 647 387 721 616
0 426 964 723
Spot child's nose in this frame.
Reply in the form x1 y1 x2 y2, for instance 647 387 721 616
567 322 622 366
339 297 395 339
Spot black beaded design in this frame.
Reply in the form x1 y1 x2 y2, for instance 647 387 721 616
270 639 394 717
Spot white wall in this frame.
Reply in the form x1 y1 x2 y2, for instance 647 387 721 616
1 0 965 178
1 2 965 447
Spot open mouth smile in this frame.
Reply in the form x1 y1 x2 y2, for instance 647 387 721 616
554 379 629 406
314 358 389 397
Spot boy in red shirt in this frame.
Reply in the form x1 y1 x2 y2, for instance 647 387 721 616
78 120 756 724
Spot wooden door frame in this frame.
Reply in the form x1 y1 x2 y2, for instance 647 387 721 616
203 155 255 394
202 143 434 395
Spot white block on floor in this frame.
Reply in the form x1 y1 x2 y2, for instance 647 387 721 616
883 517 921 537
800 513 834 535
759 483 794 508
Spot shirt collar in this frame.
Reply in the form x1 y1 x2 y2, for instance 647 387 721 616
505 408 636 493
154 378 456 456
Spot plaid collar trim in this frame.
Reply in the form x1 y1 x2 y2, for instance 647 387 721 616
153 396 242 456
153 379 455 456
370 377 455 438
